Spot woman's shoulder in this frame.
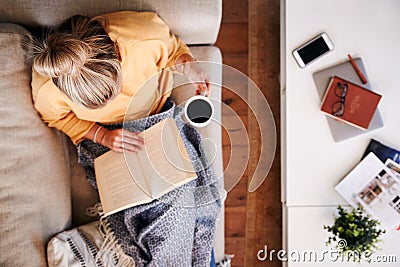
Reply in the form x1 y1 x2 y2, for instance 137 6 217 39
95 11 171 43
96 10 160 21
95 11 161 23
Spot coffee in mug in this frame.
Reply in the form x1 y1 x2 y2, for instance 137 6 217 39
184 95 214 127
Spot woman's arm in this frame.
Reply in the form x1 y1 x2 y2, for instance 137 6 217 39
97 12 210 97
175 53 211 97
85 125 144 153
33 71 144 152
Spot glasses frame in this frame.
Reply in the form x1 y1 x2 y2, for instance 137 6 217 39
331 82 348 117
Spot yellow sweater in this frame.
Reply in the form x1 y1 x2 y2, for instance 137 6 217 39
31 11 191 144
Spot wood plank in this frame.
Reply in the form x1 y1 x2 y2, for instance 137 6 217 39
246 0 282 267
225 237 245 267
221 114 248 147
222 53 248 75
225 174 248 207
222 87 248 116
225 206 247 238
223 170 248 195
221 54 249 127
222 134 248 148
222 114 248 131
221 82 248 105
215 23 248 54
222 144 249 178
222 0 249 24
222 129 248 147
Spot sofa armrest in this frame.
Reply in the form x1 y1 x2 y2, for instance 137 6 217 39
170 45 225 263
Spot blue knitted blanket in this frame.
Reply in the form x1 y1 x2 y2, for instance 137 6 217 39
77 103 222 266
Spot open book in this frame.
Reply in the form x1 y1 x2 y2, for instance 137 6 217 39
94 118 197 216
335 152 400 230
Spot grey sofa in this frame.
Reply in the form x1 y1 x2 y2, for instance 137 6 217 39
0 1 224 266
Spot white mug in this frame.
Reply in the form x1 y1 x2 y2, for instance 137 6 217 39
184 93 214 128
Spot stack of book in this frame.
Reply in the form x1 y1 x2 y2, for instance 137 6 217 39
313 57 383 142
320 76 382 130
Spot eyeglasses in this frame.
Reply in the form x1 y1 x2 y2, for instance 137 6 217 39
331 82 348 117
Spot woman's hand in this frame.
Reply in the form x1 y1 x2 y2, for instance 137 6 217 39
99 128 144 153
176 53 211 96
183 61 210 96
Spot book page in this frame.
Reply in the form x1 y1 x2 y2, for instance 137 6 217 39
94 151 152 216
335 153 388 208
138 118 197 197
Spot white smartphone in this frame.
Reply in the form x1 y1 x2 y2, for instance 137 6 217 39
292 32 334 68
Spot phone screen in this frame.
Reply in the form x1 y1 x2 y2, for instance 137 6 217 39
297 36 330 65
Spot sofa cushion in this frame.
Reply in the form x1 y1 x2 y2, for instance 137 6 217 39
47 221 105 267
68 138 100 227
0 0 222 45
0 23 72 266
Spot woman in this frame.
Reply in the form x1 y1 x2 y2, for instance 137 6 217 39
32 11 219 266
32 11 209 153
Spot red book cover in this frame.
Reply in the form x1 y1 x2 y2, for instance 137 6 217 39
320 76 382 130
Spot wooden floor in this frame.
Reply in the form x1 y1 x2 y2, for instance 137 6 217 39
215 0 281 266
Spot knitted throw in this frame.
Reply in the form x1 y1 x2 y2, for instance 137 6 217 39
77 103 222 267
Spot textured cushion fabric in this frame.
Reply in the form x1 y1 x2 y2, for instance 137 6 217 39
142 1 222 45
0 0 222 45
47 221 105 267
170 46 225 263
0 23 71 266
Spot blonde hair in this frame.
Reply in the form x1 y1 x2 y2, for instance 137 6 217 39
33 15 122 109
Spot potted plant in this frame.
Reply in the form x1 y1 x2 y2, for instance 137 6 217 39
324 205 385 258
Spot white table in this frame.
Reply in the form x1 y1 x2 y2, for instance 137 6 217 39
280 0 400 266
